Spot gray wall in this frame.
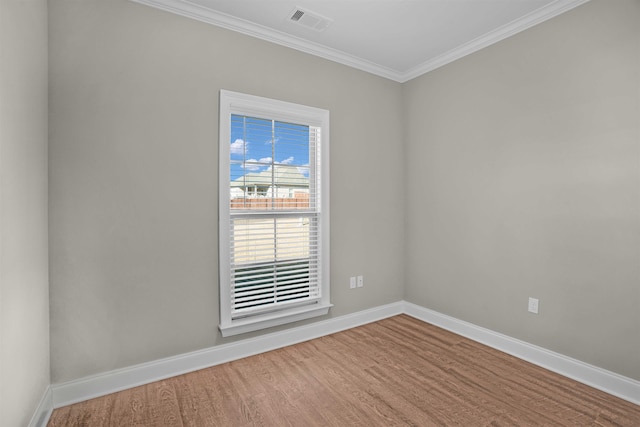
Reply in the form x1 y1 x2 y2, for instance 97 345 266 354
404 0 639 380
49 0 404 383
49 0 638 388
0 0 50 425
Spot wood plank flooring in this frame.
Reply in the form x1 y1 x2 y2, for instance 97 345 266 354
48 315 640 426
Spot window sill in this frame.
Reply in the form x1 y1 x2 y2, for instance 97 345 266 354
219 303 333 337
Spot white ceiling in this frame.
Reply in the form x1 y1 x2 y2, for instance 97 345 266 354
131 0 589 82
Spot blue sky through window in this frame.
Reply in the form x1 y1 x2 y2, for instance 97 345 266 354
230 114 310 184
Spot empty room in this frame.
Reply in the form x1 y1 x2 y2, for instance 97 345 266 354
1 0 638 425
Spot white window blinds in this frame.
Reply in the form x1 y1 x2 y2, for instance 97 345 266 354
229 117 321 318
219 91 330 336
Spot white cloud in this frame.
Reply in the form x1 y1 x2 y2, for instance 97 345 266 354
243 161 261 171
242 157 272 171
230 139 246 155
278 156 295 165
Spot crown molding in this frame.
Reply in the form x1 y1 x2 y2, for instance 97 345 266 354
132 0 590 83
399 0 591 82
130 0 402 81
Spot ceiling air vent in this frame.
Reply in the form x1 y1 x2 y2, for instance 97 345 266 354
287 7 333 32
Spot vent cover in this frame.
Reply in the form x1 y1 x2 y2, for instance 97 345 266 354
288 7 332 32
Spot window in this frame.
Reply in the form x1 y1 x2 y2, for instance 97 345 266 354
218 90 331 337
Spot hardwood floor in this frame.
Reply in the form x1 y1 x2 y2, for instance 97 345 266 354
48 315 640 426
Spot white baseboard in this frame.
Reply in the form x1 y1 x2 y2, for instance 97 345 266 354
48 300 639 415
51 301 404 408
28 385 52 427
402 301 640 406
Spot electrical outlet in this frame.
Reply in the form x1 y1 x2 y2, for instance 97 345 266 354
349 277 356 289
528 297 539 314
357 275 364 288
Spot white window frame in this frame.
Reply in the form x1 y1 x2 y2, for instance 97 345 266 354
218 90 331 337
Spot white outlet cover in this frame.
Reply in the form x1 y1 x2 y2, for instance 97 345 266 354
528 297 539 314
